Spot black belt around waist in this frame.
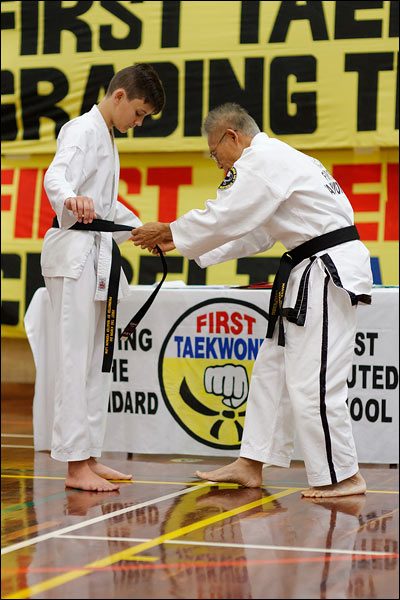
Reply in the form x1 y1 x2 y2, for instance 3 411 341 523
52 217 167 372
266 225 362 346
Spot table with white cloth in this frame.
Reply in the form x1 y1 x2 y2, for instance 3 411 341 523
24 285 399 463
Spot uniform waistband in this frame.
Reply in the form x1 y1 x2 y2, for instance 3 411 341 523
266 226 361 346
52 217 167 372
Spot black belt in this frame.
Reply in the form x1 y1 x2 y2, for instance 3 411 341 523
266 225 361 346
52 217 167 372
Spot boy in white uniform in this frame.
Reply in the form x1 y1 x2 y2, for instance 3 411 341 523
42 64 165 491
132 103 372 498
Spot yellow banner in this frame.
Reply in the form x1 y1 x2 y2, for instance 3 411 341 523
1 148 398 337
1 1 398 154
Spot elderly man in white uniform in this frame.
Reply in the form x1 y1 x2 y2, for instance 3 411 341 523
41 64 165 491
132 103 372 498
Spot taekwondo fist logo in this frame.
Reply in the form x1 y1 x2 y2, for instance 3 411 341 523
158 299 268 449
204 365 248 409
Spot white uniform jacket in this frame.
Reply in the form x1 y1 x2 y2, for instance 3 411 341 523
41 105 142 301
170 132 372 307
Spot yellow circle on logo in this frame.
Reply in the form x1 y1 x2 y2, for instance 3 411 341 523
158 299 268 449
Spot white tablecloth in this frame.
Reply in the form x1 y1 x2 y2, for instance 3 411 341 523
25 286 399 463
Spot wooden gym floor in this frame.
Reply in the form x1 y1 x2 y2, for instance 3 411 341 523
1 383 399 599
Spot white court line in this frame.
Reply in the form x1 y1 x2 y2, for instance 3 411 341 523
1 433 34 438
1 444 35 449
1 482 210 556
56 534 397 557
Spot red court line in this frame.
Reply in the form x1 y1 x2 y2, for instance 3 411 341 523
2 553 399 575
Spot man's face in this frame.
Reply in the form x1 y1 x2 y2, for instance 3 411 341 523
207 128 243 172
113 91 154 132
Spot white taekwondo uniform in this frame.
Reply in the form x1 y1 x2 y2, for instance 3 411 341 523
41 105 142 462
170 132 372 487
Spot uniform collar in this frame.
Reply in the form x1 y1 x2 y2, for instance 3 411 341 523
90 105 114 149
251 132 269 146
241 132 269 158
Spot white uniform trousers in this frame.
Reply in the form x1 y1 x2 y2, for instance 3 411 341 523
240 258 359 487
44 246 112 462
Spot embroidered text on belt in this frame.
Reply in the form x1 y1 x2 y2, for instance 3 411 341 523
266 225 366 346
53 217 167 372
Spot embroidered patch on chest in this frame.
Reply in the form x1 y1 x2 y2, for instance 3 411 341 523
98 278 106 291
218 167 237 190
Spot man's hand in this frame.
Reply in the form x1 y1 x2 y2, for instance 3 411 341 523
65 196 96 223
149 241 176 254
131 222 173 250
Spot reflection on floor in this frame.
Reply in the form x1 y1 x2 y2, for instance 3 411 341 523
1 384 399 599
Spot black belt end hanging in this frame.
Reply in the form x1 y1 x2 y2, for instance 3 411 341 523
119 245 167 342
52 217 168 370
120 323 138 341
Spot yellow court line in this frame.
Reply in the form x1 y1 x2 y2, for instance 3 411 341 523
365 489 399 494
3 487 298 599
2 473 398 493
0 474 228 487
0 474 294 490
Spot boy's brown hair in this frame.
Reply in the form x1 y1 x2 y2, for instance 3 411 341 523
106 63 165 114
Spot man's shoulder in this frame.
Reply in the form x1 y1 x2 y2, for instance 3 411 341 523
238 133 309 191
252 136 308 168
246 133 289 158
239 134 281 166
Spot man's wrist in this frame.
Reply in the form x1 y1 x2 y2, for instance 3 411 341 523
162 223 173 243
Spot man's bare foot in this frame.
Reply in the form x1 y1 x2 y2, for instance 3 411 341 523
66 460 120 491
301 471 366 498
88 458 132 481
195 458 263 488
304 494 366 517
197 487 287 518
197 487 261 511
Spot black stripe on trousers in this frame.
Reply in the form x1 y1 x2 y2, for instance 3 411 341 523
320 510 337 596
319 273 337 484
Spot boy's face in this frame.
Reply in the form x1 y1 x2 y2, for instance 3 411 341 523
112 90 155 132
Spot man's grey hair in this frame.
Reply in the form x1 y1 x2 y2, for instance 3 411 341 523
202 103 260 137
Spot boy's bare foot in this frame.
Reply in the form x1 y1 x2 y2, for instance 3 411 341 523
65 489 120 515
195 458 263 488
301 471 366 498
88 458 133 481
66 460 120 491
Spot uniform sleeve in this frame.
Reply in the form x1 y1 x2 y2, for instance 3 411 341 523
113 200 143 244
43 143 88 229
170 163 284 260
194 225 276 268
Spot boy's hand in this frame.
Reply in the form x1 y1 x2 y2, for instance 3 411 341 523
65 196 96 223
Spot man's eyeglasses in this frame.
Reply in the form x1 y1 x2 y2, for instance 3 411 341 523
209 130 229 161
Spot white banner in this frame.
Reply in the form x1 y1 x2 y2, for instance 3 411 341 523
25 286 399 463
